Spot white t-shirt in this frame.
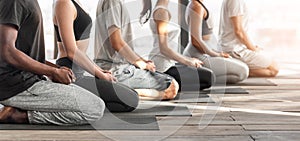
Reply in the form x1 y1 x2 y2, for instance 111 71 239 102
94 0 134 70
218 0 249 52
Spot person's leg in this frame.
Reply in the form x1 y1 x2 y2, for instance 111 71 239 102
0 80 105 125
112 64 179 100
165 65 215 91
203 57 249 84
249 61 279 77
230 49 279 77
75 76 139 112
223 58 249 83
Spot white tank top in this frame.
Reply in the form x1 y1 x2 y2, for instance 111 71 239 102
149 6 180 72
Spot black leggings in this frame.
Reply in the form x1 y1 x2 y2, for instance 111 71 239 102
165 65 215 91
75 76 139 112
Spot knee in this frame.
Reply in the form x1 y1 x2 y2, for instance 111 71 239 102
112 85 139 112
200 67 216 87
114 89 139 112
230 62 249 82
83 98 105 122
124 90 139 112
206 68 216 86
238 65 249 81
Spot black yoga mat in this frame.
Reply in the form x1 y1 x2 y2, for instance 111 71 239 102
171 93 215 103
118 105 192 117
202 87 249 94
0 114 159 130
229 78 277 86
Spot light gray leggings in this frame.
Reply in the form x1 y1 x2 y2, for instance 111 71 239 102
183 44 249 84
0 80 105 125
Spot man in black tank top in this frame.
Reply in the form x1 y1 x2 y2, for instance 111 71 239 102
0 0 105 125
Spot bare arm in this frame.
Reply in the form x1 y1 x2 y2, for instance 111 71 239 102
0 24 73 84
231 15 257 51
54 0 115 81
154 9 202 68
188 1 220 57
108 26 156 72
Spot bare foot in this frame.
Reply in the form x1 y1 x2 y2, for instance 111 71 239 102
162 80 179 100
0 107 28 124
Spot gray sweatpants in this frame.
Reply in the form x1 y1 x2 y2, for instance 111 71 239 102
0 80 105 125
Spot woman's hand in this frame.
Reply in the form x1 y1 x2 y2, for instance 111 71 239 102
101 72 117 82
96 70 116 82
186 58 203 68
134 59 156 72
145 60 156 72
219 52 231 58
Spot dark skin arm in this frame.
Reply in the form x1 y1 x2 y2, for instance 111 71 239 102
0 24 75 84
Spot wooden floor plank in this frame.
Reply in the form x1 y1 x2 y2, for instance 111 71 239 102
164 136 253 141
243 125 300 131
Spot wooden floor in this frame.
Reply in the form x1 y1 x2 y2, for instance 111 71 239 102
1 62 300 141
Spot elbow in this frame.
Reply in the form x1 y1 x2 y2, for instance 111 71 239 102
1 48 9 62
111 41 126 52
191 38 198 48
234 30 244 39
159 47 169 57
191 38 206 53
1 45 19 66
65 50 76 60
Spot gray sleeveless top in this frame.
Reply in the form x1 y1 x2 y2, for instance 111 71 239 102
197 0 213 35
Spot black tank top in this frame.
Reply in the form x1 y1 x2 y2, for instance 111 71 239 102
196 0 213 36
54 0 92 42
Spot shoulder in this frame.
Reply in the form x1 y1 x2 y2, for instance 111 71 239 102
54 0 73 8
225 0 245 6
54 0 76 13
153 8 170 22
103 0 122 7
187 1 205 14
188 1 205 13
0 0 27 10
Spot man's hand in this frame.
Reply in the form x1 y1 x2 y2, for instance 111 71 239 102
50 67 76 85
253 45 263 52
